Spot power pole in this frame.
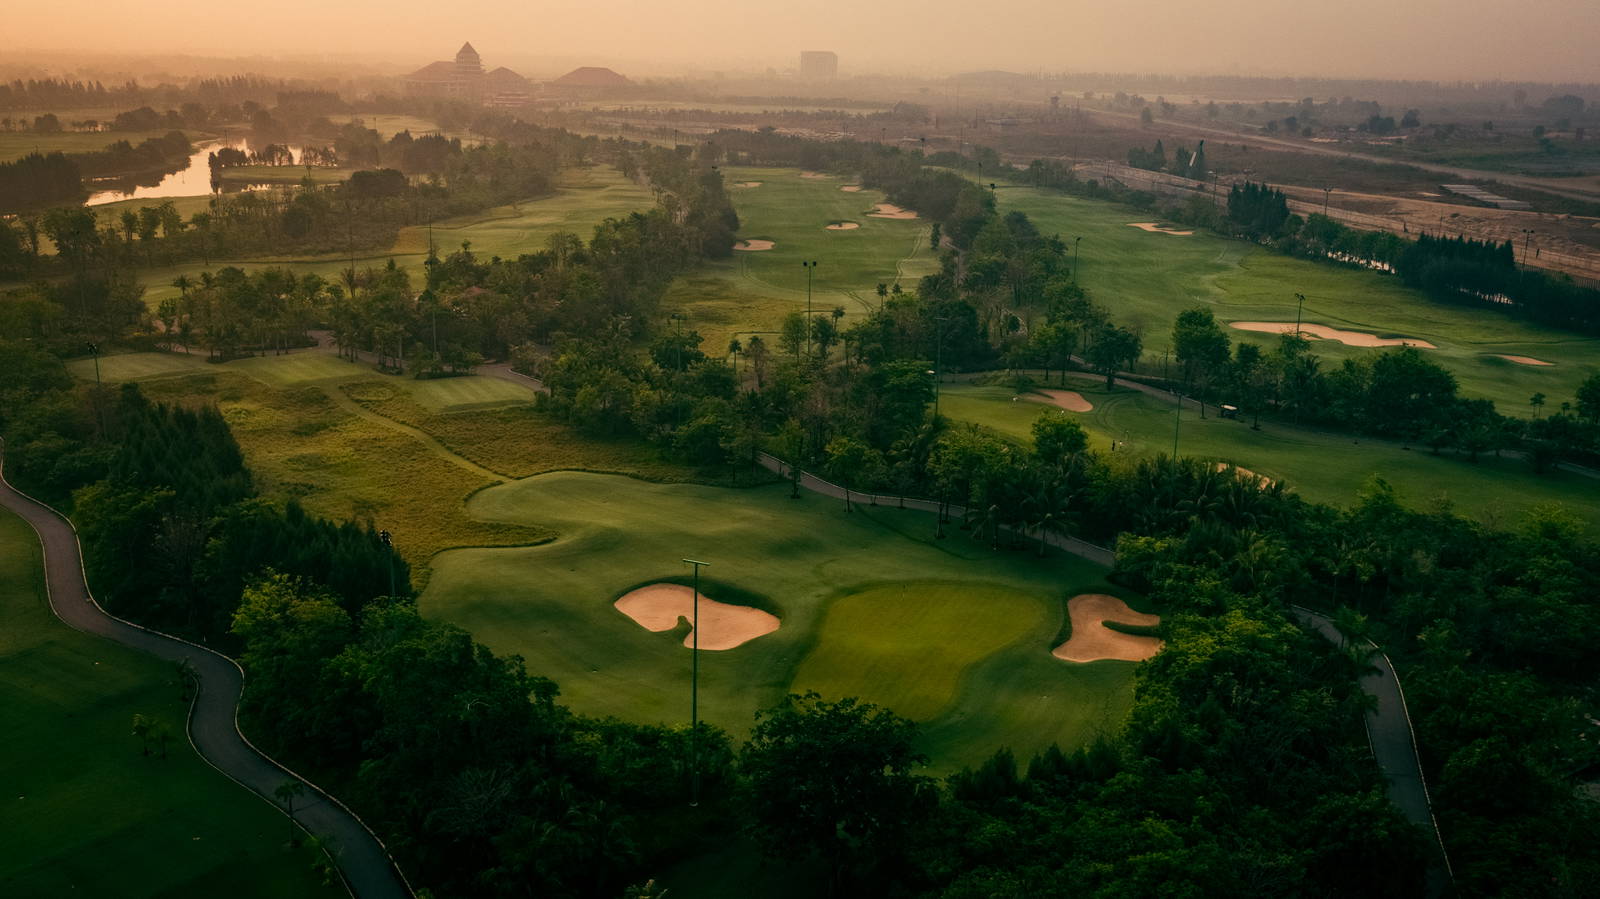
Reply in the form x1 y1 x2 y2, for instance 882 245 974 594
682 558 710 807
802 261 818 360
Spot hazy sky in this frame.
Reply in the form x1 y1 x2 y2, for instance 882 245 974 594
11 0 1600 82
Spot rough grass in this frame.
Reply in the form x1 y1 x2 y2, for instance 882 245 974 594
423 471 1130 772
988 183 1600 415
0 508 338 897
940 379 1600 529
138 373 548 575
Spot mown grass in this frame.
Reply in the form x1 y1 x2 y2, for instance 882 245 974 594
138 373 548 575
423 471 1134 772
940 379 1600 529
0 130 197 163
663 166 939 352
988 183 1600 415
398 374 537 413
0 508 338 897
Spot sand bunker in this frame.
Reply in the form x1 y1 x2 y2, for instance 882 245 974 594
825 221 860 231
734 239 775 251
1052 594 1163 663
1128 222 1194 235
867 203 919 220
1026 389 1094 412
840 185 863 192
1216 462 1275 489
800 171 832 180
614 584 780 651
1230 322 1437 349
1495 354 1554 366
734 181 763 189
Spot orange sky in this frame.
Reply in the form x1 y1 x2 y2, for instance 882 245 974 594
9 0 1600 82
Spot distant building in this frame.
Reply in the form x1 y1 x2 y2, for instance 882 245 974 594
799 51 838 80
403 42 531 107
545 66 632 98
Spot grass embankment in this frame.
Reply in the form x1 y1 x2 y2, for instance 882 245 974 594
989 184 1600 414
941 380 1600 528
0 508 338 897
424 471 1137 773
663 166 939 351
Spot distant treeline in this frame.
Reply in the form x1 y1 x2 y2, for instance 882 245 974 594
0 151 83 209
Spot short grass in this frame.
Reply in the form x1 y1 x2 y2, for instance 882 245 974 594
0 508 338 897
66 351 208 382
663 166 939 352
940 379 1600 529
393 375 536 413
137 373 548 574
0 130 189 163
989 183 1600 415
423 472 1135 772
216 166 353 185
124 166 655 311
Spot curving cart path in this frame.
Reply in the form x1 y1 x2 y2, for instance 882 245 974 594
0 448 412 899
1291 606 1454 896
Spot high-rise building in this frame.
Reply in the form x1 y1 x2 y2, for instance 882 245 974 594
799 51 839 80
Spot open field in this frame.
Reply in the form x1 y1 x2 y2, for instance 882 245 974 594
0 508 337 898
122 166 656 311
216 166 354 185
990 183 1600 414
423 471 1137 772
662 166 939 351
941 380 1600 528
0 129 197 163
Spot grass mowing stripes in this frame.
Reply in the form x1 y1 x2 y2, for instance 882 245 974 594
0 508 338 898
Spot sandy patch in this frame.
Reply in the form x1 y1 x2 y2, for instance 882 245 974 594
1495 354 1554 366
733 181 763 189
614 583 780 651
868 203 919 220
840 185 863 192
1052 594 1162 663
734 239 775 251
1230 321 1437 349
1128 221 1194 235
800 171 832 180
1026 389 1093 412
825 221 860 231
1216 462 1275 489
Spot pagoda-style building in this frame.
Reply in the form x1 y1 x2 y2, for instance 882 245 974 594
403 42 530 107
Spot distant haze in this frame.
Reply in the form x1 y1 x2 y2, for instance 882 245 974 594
10 0 1600 82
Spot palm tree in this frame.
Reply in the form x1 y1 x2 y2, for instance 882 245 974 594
274 780 307 846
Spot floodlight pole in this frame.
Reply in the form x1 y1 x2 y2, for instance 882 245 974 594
1073 236 1083 284
802 261 818 359
1294 292 1306 338
1172 392 1182 457
379 530 394 597
683 558 710 808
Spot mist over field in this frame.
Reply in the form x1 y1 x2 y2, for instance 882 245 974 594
8 0 1600 81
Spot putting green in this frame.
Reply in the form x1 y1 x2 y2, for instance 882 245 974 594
422 470 1134 771
401 375 537 413
989 183 1600 415
789 582 1046 720
0 508 337 897
663 166 939 352
941 380 1600 529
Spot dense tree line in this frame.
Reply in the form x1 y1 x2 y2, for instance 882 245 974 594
0 150 83 210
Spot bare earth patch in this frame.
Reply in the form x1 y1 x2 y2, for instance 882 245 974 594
868 203 919 220
1052 594 1163 663
1128 221 1194 235
1026 389 1093 412
614 583 780 651
840 185 863 192
1216 462 1275 489
734 181 762 189
1495 354 1554 366
1230 321 1438 349
734 239 776 251
826 221 860 231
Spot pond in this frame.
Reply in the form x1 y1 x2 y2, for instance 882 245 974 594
85 139 308 206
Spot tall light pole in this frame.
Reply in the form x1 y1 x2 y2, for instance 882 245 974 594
1294 292 1306 338
801 261 818 359
1172 392 1182 457
378 530 395 597
1073 236 1083 284
1322 186 1332 217
682 558 710 807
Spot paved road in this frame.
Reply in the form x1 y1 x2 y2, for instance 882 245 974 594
0 450 412 899
1290 606 1454 894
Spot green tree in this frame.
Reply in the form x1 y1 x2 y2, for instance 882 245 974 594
1085 323 1142 387
1031 412 1088 466
741 693 931 896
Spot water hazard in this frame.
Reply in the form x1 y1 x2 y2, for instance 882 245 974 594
84 139 307 206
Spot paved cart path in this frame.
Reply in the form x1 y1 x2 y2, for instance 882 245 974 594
0 448 412 899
